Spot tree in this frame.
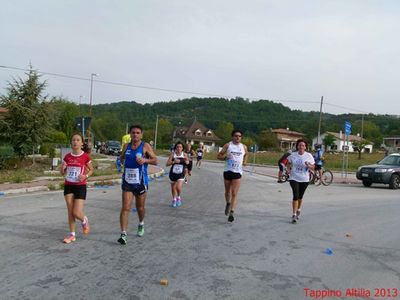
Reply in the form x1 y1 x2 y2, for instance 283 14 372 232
157 118 173 147
352 139 371 160
0 66 50 158
215 121 234 144
49 97 80 139
258 129 278 150
323 134 336 150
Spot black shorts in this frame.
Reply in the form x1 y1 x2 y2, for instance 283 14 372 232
169 173 185 182
315 164 322 170
278 162 285 172
223 171 242 180
197 156 203 161
289 181 309 200
187 161 193 171
121 180 148 196
64 184 87 200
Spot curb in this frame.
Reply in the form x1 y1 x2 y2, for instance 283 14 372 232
0 167 165 196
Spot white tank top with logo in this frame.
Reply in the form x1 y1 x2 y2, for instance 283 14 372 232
224 142 245 175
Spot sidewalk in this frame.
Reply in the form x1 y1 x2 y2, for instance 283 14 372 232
0 165 165 196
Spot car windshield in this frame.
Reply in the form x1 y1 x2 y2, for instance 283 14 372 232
108 141 120 147
378 155 400 166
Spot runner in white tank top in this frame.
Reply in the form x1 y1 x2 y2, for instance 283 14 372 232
217 129 248 222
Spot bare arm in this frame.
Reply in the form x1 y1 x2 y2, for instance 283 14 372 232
217 144 229 160
242 145 248 166
79 161 93 182
138 143 158 165
166 153 175 166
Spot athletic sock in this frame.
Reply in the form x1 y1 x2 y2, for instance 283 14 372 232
70 231 76 236
121 231 127 235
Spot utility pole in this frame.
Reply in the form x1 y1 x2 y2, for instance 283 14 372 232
360 114 364 139
317 96 324 145
87 73 98 147
154 115 159 150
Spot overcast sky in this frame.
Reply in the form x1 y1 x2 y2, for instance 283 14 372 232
1 0 399 115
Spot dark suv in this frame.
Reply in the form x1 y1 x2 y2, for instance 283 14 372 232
356 153 400 189
105 141 121 156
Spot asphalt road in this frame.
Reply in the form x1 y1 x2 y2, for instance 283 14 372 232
1 159 399 300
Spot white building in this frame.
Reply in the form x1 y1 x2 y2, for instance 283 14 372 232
312 131 373 153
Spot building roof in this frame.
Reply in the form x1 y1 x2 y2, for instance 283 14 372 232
271 128 304 136
325 131 364 142
174 120 220 142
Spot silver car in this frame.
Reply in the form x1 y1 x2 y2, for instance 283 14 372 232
356 153 400 189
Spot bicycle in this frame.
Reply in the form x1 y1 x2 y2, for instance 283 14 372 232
309 167 333 186
281 166 290 182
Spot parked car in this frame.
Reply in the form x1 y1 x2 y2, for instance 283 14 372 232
104 140 121 156
356 153 400 189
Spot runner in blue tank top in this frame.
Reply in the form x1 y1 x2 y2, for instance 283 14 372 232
118 125 157 245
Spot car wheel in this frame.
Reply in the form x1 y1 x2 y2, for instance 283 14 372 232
388 174 400 190
362 180 372 187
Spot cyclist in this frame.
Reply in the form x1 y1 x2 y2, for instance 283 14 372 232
277 150 292 183
313 144 324 180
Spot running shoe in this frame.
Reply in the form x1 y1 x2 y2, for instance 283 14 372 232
176 197 182 207
184 177 188 184
228 212 234 222
118 233 127 245
82 216 90 235
137 224 144 237
291 215 297 224
63 234 76 244
296 210 301 220
277 179 283 183
225 202 231 216
171 199 177 208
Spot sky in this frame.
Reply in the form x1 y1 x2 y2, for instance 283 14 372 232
1 0 399 115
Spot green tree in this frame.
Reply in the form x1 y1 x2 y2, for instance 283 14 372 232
92 114 124 141
49 97 80 139
241 136 255 148
0 66 50 158
323 134 336 150
258 129 278 150
215 121 234 144
157 118 173 146
352 139 371 160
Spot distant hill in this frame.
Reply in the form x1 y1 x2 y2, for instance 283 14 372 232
88 97 399 145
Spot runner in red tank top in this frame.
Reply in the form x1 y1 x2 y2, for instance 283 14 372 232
61 133 93 244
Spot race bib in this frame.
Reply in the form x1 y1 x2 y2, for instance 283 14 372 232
125 168 140 184
66 166 81 182
172 164 184 174
227 159 241 172
197 152 203 157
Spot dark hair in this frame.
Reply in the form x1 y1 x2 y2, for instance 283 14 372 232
295 139 308 150
71 133 91 154
129 124 143 133
231 129 243 137
174 141 184 150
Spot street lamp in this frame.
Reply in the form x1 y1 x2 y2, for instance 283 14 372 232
87 73 99 147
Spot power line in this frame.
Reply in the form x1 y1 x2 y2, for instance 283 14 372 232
0 64 373 114
0 64 320 105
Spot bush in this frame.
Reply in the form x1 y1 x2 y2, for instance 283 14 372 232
40 143 56 157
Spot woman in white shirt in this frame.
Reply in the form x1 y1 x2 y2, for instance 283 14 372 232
287 139 315 224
